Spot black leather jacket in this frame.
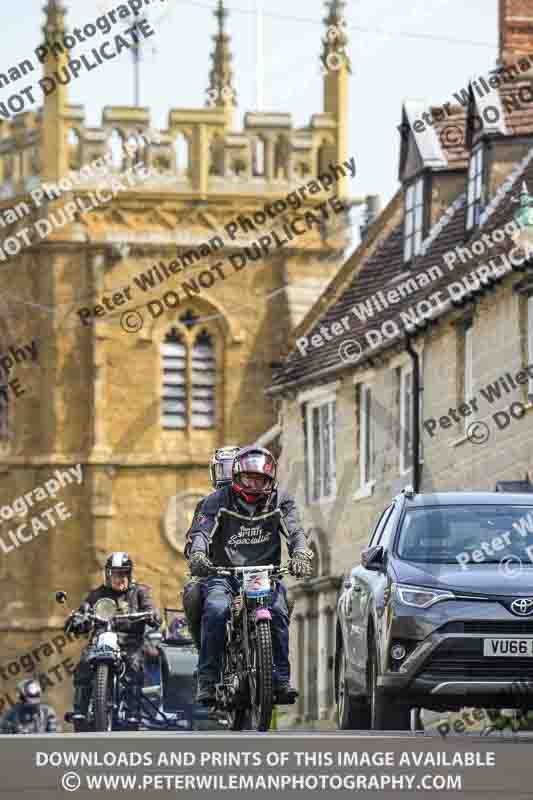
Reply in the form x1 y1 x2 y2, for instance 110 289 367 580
76 582 161 647
184 485 307 565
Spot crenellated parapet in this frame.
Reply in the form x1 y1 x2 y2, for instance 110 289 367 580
0 102 349 201
0 0 350 201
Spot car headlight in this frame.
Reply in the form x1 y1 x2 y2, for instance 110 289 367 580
394 583 455 609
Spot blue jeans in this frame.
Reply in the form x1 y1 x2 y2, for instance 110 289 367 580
199 576 290 685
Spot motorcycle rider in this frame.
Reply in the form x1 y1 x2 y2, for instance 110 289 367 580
182 446 241 650
0 679 58 734
64 552 161 728
185 446 313 705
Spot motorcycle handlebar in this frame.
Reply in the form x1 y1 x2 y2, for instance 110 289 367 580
209 564 291 577
71 609 156 625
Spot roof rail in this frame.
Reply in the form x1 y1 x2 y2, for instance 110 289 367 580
402 485 415 498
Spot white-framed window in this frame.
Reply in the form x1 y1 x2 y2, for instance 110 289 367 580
306 396 337 503
400 365 413 474
464 321 474 432
359 383 373 488
466 146 484 230
528 296 533 398
403 176 424 263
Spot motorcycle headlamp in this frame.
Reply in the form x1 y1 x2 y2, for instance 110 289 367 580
394 583 455 609
94 597 118 621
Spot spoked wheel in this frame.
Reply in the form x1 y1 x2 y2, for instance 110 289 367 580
94 665 113 732
249 619 274 732
226 706 248 730
220 648 248 731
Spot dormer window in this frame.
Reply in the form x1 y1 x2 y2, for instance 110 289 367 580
466 145 484 230
403 176 424 263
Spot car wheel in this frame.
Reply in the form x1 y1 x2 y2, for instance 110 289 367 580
369 644 410 731
335 643 370 730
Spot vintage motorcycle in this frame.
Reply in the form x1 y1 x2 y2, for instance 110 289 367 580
206 563 296 732
57 591 157 732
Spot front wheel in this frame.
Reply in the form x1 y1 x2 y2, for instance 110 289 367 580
249 619 274 732
93 664 114 732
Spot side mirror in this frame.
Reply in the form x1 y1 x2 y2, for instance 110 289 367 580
55 591 67 604
361 546 384 572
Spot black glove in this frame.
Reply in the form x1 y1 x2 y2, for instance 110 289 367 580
65 612 90 634
147 613 161 629
189 552 213 578
290 549 314 578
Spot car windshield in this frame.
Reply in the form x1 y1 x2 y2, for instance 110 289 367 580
396 505 533 565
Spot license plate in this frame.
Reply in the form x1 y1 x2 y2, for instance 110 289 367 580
483 638 533 657
243 570 270 597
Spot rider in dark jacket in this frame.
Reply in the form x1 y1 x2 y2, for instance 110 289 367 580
183 446 241 650
0 679 58 734
185 446 313 704
65 552 161 728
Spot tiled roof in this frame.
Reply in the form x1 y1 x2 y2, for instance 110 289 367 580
268 74 533 395
269 142 533 394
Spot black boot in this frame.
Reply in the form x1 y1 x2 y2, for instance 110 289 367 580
274 681 298 705
69 686 90 727
125 687 142 728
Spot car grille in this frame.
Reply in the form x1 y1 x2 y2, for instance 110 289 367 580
440 621 533 635
419 639 533 682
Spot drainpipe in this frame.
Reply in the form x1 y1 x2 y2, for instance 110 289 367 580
405 337 421 493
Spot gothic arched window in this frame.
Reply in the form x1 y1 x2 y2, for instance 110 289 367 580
209 135 224 177
161 315 217 431
253 136 266 177
68 128 81 170
274 136 288 179
317 139 330 176
161 328 187 429
109 128 124 169
175 132 190 175
191 330 216 428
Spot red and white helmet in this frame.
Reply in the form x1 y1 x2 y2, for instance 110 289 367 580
231 446 277 504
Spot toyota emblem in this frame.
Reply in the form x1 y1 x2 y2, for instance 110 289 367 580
511 598 533 616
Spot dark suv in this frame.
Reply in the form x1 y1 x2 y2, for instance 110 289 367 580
335 489 533 730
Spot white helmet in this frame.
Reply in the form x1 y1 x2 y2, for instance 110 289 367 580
209 446 241 489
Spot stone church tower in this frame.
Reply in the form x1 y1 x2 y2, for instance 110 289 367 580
0 0 355 714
